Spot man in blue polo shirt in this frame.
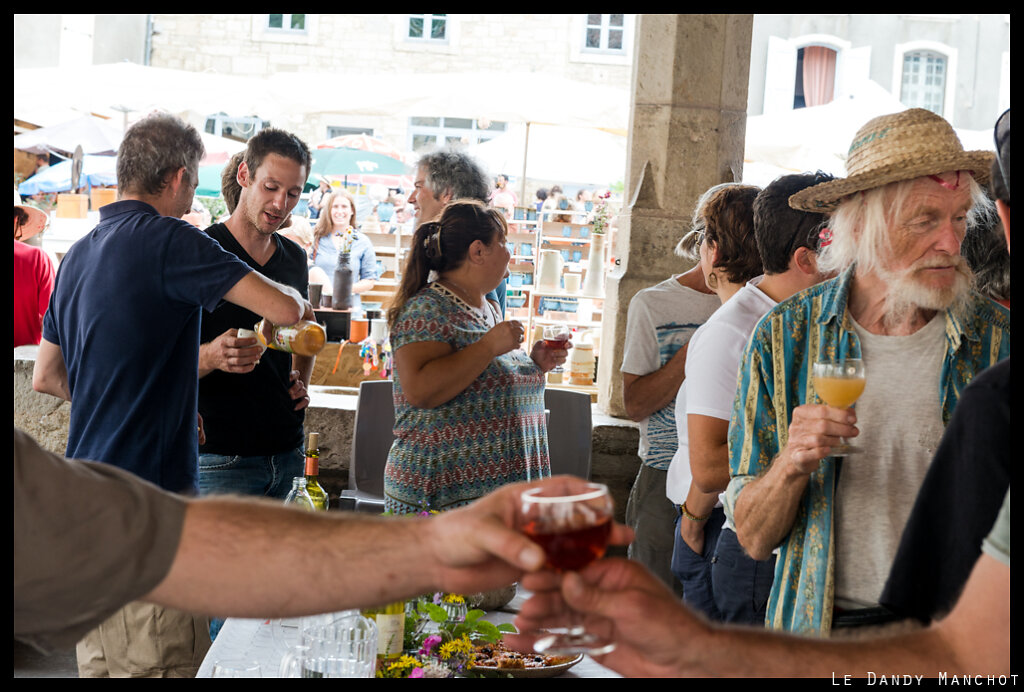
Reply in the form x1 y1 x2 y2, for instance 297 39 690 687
32 112 312 678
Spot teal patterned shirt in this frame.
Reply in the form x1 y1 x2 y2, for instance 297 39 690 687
724 266 1011 635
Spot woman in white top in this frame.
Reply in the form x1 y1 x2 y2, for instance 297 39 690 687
665 183 762 621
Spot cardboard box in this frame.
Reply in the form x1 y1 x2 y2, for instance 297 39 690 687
90 187 117 210
56 193 88 219
310 342 386 387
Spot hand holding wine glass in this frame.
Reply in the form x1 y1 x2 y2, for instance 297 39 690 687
516 478 616 656
811 358 866 456
541 324 571 350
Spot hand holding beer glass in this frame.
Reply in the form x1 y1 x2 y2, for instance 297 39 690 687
811 357 866 456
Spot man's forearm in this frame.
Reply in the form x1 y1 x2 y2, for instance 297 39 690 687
352 279 375 295
146 482 550 618
731 454 810 561
293 354 314 388
685 614 957 677
198 342 216 379
623 344 688 421
223 272 305 326
31 339 71 402
148 501 449 617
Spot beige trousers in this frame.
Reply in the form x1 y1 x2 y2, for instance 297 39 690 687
76 601 211 678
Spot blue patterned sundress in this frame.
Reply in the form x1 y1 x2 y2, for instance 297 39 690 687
384 283 550 514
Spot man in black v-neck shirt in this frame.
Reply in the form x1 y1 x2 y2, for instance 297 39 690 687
197 129 315 506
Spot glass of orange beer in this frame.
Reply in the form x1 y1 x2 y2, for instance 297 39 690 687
812 358 866 456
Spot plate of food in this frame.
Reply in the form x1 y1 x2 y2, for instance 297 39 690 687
472 641 583 678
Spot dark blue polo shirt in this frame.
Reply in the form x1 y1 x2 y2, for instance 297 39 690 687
42 200 252 493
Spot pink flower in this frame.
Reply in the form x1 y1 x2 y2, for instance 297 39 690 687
419 634 443 656
409 667 425 678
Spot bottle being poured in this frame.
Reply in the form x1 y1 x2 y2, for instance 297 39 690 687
254 319 326 357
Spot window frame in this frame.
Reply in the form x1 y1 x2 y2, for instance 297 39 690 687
569 14 633 66
405 13 449 45
406 117 507 154
891 40 957 121
265 13 308 34
582 14 627 55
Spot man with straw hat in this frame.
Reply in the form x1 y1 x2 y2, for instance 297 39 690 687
722 108 1010 635
511 108 1011 679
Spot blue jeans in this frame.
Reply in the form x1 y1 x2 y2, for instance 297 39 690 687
711 527 776 626
671 505 725 621
198 447 305 641
197 447 305 501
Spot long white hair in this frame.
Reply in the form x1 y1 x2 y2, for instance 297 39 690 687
816 174 993 277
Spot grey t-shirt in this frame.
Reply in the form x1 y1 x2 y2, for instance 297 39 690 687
14 429 187 653
834 316 947 609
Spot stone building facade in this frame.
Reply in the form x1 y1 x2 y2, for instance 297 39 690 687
146 13 635 150
748 13 1010 130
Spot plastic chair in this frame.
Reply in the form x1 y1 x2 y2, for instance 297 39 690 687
544 388 592 480
339 380 394 513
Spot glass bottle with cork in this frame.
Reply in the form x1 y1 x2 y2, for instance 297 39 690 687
303 432 329 511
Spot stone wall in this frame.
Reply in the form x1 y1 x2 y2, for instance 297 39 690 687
14 347 640 522
150 14 631 87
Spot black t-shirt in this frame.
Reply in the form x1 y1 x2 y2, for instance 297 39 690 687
880 358 1010 623
198 223 309 456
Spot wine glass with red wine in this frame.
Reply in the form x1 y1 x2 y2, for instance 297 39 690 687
518 480 615 656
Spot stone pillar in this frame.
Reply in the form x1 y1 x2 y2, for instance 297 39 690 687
597 14 753 416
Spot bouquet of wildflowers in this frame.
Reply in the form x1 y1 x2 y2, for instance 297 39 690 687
336 225 355 253
375 597 515 678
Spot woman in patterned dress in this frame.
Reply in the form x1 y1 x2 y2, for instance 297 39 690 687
384 200 568 514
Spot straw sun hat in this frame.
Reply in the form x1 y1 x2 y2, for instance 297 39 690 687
789 108 995 212
14 204 48 241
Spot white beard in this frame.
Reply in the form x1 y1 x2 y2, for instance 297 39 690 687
877 256 974 328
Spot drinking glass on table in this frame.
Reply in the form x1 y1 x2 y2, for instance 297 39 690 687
211 658 261 677
812 357 866 456
517 479 615 656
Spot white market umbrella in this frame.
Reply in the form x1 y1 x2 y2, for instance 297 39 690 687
469 123 626 187
13 114 123 155
744 79 908 179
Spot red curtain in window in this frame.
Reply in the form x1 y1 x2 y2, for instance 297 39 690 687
803 46 837 107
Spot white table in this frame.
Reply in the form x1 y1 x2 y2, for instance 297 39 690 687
198 590 619 678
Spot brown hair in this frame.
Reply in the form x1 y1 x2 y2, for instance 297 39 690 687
388 199 507 329
311 190 358 260
220 150 246 214
700 184 763 284
116 113 204 197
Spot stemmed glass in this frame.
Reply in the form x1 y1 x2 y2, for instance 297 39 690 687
812 358 866 456
542 324 571 382
541 323 571 350
517 480 615 656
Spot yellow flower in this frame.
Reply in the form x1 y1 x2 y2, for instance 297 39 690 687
441 593 465 604
386 654 422 674
438 636 473 661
